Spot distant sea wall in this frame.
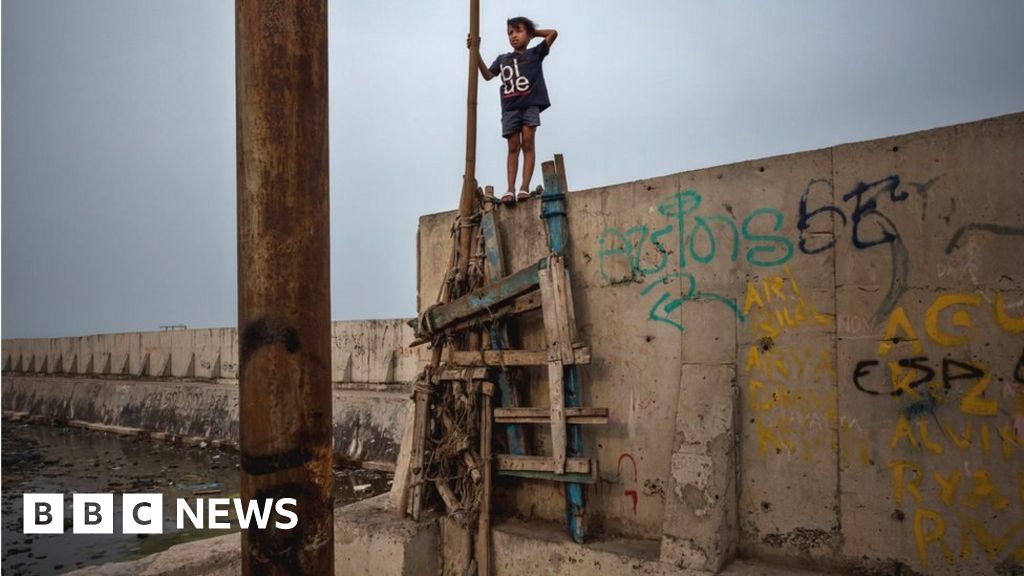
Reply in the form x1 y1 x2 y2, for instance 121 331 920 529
2 319 419 468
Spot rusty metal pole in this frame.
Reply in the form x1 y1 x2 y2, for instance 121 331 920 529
236 1 332 575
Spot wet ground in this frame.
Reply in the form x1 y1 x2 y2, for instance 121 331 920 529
1 422 391 575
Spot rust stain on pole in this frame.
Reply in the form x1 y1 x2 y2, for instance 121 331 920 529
235 1 332 574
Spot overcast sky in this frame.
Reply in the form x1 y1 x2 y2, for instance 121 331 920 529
3 1 1023 338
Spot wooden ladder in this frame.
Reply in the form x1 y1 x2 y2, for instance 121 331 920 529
396 155 604 549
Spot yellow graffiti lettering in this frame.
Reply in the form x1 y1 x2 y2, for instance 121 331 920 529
914 507 952 567
994 293 1024 334
763 276 786 303
774 308 796 331
997 423 1022 459
888 460 923 506
878 306 923 356
933 470 962 506
924 293 981 347
748 379 773 411
917 420 943 455
756 420 792 456
942 421 972 451
756 319 779 339
959 368 997 416
959 516 1023 560
981 424 992 452
743 281 765 315
745 346 763 374
890 415 920 449
963 470 1010 511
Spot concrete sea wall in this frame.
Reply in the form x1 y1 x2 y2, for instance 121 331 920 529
2 319 418 467
417 112 1024 574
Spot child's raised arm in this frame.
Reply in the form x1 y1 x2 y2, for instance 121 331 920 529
466 35 495 80
533 28 557 48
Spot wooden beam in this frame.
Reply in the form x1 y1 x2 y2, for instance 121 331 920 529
494 407 607 425
446 346 591 367
497 470 597 484
433 367 489 382
477 381 495 576
547 361 567 475
416 259 543 339
495 455 592 474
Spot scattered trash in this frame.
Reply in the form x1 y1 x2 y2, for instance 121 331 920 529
193 488 223 496
353 484 372 494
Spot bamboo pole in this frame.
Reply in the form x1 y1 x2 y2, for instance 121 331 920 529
457 0 481 281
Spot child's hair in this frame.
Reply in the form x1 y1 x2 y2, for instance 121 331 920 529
506 16 537 35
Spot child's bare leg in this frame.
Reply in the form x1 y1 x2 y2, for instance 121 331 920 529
506 133 522 195
520 125 536 193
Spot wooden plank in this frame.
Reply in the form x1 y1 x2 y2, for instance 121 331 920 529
408 377 432 520
477 381 495 576
389 399 416 516
495 455 591 474
494 407 607 425
538 265 561 360
548 360 566 474
417 260 542 339
554 153 570 195
434 367 489 382
542 156 587 544
447 347 591 367
548 255 576 363
497 470 596 484
563 267 579 340
481 212 504 285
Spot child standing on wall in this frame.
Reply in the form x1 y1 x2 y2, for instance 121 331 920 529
469 17 557 204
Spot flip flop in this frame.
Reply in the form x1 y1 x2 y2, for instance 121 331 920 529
500 192 515 204
516 190 531 202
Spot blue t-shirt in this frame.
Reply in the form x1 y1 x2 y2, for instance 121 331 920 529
488 41 550 112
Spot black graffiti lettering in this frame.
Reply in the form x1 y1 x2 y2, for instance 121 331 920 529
851 355 993 398
1015 348 1024 385
841 176 908 250
797 179 844 255
941 357 985 390
852 360 881 395
897 356 935 393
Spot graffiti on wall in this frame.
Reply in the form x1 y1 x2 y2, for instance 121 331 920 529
598 189 793 332
852 292 1024 567
741 271 855 460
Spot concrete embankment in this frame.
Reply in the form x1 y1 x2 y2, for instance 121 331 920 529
2 319 419 468
415 111 1024 575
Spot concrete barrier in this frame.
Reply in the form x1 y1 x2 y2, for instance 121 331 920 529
2 319 417 383
2 319 419 467
415 111 1024 574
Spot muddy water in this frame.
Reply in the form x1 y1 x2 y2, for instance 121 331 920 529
1 422 390 575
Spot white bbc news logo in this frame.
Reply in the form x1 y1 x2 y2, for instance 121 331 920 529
23 493 298 534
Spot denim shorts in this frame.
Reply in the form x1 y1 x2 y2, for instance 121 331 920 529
501 106 541 137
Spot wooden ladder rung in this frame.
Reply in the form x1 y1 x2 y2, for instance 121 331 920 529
447 345 590 367
495 454 593 474
432 367 489 382
497 469 597 484
494 407 608 425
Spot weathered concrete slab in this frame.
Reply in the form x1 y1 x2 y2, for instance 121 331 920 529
417 112 1024 573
